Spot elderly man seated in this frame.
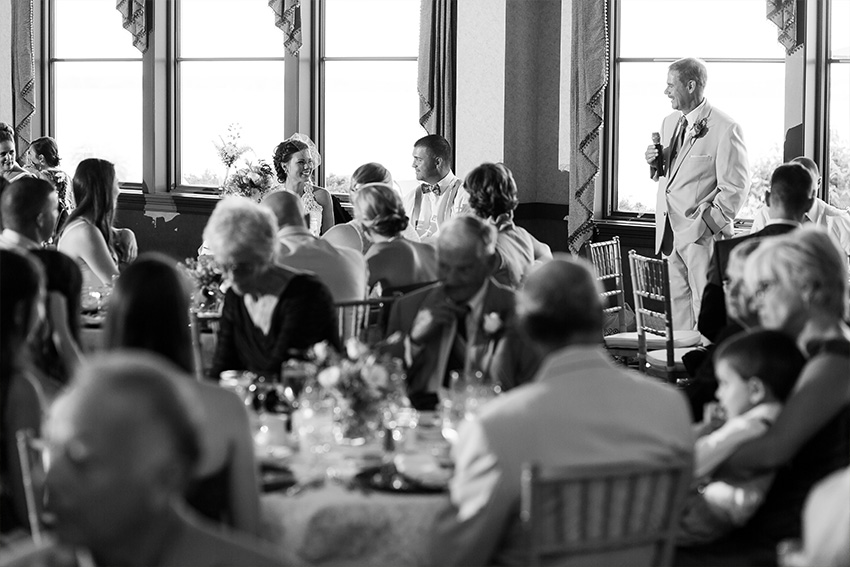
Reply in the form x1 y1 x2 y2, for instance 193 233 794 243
431 256 694 565
4 353 287 566
262 190 367 303
383 215 517 410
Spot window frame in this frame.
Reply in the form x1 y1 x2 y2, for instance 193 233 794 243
314 0 419 192
602 0 845 224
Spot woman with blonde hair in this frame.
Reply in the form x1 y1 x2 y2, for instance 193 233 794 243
696 226 850 561
355 183 437 295
204 197 339 378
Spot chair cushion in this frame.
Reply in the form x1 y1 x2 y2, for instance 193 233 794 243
646 347 698 371
603 330 702 350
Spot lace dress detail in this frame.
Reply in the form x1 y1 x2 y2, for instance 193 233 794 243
301 186 323 236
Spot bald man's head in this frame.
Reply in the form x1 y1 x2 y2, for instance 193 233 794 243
45 352 202 548
517 255 603 352
262 190 306 229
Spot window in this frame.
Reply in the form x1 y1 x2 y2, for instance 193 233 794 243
827 0 849 208
610 0 786 219
319 0 423 195
51 0 142 182
177 0 286 188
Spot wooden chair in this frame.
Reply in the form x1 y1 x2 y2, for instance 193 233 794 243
603 251 701 380
588 237 628 335
15 429 47 544
335 297 396 345
520 459 691 567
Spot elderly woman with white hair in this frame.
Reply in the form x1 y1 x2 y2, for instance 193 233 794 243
204 197 339 379
694 226 850 561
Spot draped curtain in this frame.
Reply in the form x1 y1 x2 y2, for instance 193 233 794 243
766 0 801 55
116 0 148 52
269 0 303 56
567 1 609 255
418 0 456 143
12 0 36 150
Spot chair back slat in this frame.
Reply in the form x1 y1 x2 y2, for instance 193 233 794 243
16 429 46 545
628 251 678 375
335 297 396 344
589 237 627 334
521 459 690 566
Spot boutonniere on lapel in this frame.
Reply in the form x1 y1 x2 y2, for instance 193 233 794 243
482 312 504 337
690 118 708 143
464 312 507 382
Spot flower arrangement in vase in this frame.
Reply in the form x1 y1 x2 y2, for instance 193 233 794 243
309 339 409 445
178 255 224 315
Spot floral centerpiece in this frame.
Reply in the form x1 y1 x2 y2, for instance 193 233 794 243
221 159 277 202
178 255 224 314
214 123 250 186
309 339 409 444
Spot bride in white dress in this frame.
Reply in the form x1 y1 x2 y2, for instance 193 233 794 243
271 134 333 236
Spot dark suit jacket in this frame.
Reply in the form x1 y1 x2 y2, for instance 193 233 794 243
384 278 515 397
697 222 797 342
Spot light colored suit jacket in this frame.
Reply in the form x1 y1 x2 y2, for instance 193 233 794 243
274 226 367 303
432 345 694 566
655 100 750 253
384 278 515 395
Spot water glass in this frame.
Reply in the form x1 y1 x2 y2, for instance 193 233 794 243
219 370 255 407
388 407 419 454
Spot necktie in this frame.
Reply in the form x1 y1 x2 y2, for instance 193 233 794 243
421 183 442 197
443 304 471 387
668 116 688 171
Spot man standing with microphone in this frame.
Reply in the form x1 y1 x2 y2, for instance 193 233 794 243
645 57 750 331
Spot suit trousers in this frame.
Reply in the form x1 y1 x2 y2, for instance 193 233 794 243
665 226 713 330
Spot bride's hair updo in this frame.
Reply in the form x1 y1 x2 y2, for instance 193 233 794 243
352 183 409 238
272 139 309 183
271 133 322 183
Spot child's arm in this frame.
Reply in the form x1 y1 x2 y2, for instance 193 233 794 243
694 404 780 478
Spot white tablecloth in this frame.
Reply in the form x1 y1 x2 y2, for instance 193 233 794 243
261 483 450 566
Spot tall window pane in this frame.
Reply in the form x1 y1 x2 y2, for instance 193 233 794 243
52 0 142 182
321 0 421 194
178 0 286 188
828 0 850 207
613 0 785 218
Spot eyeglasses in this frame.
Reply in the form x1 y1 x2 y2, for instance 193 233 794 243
752 279 779 301
220 261 259 277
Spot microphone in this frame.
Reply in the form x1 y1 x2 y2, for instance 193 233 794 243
650 132 665 178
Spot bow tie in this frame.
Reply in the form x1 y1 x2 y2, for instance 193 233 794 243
421 183 442 196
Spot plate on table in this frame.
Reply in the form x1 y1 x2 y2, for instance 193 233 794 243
81 312 106 327
354 460 449 494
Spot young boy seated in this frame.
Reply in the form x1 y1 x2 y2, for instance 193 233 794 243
677 329 805 545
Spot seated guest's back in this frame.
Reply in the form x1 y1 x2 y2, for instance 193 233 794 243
105 253 262 535
322 162 393 254
0 177 83 383
698 162 812 342
27 353 286 566
263 190 367 302
0 249 54 535
465 162 551 288
750 156 850 255
203 196 339 378
432 256 694 566
355 183 437 294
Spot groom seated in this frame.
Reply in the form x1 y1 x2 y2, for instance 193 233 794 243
383 215 516 410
